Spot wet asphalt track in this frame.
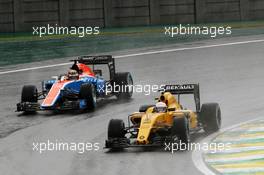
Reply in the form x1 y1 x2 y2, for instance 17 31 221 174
0 35 264 175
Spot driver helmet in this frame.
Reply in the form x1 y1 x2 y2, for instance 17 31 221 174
67 69 79 80
155 102 167 113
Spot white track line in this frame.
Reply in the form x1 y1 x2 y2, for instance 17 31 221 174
192 117 264 175
115 39 264 58
0 62 72 75
1 39 264 75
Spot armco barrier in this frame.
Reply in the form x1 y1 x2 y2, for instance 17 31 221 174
0 0 263 32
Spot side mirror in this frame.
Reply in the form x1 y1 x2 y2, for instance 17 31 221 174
168 107 175 111
51 76 59 80
94 69 102 76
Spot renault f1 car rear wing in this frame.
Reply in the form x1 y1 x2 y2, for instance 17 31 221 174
163 84 200 112
71 55 116 80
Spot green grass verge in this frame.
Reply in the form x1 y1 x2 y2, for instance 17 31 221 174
0 20 264 67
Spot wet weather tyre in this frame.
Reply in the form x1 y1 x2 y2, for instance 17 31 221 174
171 117 190 144
200 103 221 134
21 85 38 102
79 84 96 110
113 72 133 100
108 119 125 139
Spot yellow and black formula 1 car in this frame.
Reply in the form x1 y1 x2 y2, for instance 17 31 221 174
105 84 221 149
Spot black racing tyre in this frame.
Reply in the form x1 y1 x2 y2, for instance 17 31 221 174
113 72 133 100
171 117 190 144
108 119 126 139
21 85 38 102
79 84 96 110
139 104 154 112
200 103 221 134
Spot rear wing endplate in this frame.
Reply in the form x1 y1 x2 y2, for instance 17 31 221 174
163 84 200 112
71 55 116 80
